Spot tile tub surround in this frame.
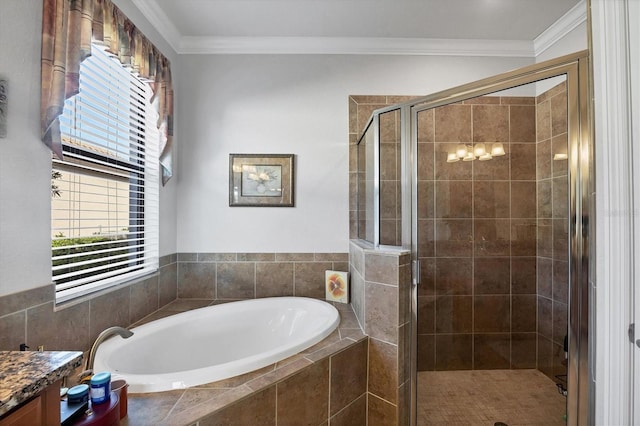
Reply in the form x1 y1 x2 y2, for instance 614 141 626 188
0 251 346 353
115 300 367 426
0 254 178 352
0 350 83 416
176 252 349 300
350 239 412 425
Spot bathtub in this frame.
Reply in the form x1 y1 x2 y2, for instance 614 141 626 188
93 297 340 393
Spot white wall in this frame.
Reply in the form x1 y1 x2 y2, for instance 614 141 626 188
0 0 178 297
536 21 588 63
535 21 588 95
0 1 51 296
177 54 533 253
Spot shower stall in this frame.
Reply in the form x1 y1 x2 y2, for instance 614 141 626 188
353 51 592 425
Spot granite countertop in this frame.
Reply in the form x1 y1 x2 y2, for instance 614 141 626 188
0 351 83 417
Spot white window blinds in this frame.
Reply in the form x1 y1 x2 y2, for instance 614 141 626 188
52 44 159 302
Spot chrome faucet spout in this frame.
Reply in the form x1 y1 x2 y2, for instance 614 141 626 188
86 326 134 372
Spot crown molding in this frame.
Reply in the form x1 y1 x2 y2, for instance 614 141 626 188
177 36 534 56
131 0 182 52
534 0 587 56
132 0 584 57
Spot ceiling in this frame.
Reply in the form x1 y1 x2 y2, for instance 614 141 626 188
131 0 585 55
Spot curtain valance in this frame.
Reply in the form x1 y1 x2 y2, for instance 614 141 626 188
41 0 174 184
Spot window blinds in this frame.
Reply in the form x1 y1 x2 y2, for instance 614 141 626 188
52 45 159 302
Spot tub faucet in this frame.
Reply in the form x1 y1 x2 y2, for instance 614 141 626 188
85 326 134 372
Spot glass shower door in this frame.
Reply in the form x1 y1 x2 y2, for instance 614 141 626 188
413 78 571 425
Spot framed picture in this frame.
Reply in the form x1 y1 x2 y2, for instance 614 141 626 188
229 154 295 207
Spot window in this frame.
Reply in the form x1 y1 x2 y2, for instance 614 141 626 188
52 44 159 303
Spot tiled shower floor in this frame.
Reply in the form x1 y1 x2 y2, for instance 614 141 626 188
417 369 566 426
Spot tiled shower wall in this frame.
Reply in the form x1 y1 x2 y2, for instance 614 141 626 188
350 240 411 425
416 96 539 370
349 95 415 242
535 82 569 382
349 89 570 380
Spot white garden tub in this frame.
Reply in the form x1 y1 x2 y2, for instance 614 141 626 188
93 297 339 393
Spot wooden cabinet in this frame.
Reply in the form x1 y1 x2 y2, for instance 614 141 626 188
0 380 60 426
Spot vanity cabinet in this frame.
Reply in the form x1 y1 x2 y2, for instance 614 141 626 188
0 380 60 426
0 351 83 426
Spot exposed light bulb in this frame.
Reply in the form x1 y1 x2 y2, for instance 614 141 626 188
491 143 505 156
474 143 486 157
553 153 568 161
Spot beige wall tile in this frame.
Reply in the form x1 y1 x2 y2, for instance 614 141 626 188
510 143 536 180
368 338 398 403
178 262 216 298
364 253 399 285
435 104 472 142
435 334 472 370
277 358 329 426
159 263 178 307
330 339 368 415
368 393 397 426
90 287 130 342
217 262 256 299
365 282 398 343
130 275 159 325
0 285 52 318
509 105 536 142
330 393 366 426
256 262 294 298
473 333 510 369
294 261 332 298
417 109 435 143
435 296 472 333
201 387 276 426
473 181 510 218
0 311 25 351
435 258 473 296
472 105 509 142
27 301 90 351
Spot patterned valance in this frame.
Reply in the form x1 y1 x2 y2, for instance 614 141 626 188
41 0 174 184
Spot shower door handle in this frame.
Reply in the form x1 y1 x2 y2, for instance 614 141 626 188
636 339 640 349
412 260 420 286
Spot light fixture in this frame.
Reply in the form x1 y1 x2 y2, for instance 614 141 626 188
553 153 568 161
462 151 475 161
447 143 504 163
447 152 459 163
474 143 486 157
491 143 505 156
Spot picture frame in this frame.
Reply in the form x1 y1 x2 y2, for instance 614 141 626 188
229 154 295 207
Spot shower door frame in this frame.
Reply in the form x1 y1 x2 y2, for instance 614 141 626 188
400 51 593 426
